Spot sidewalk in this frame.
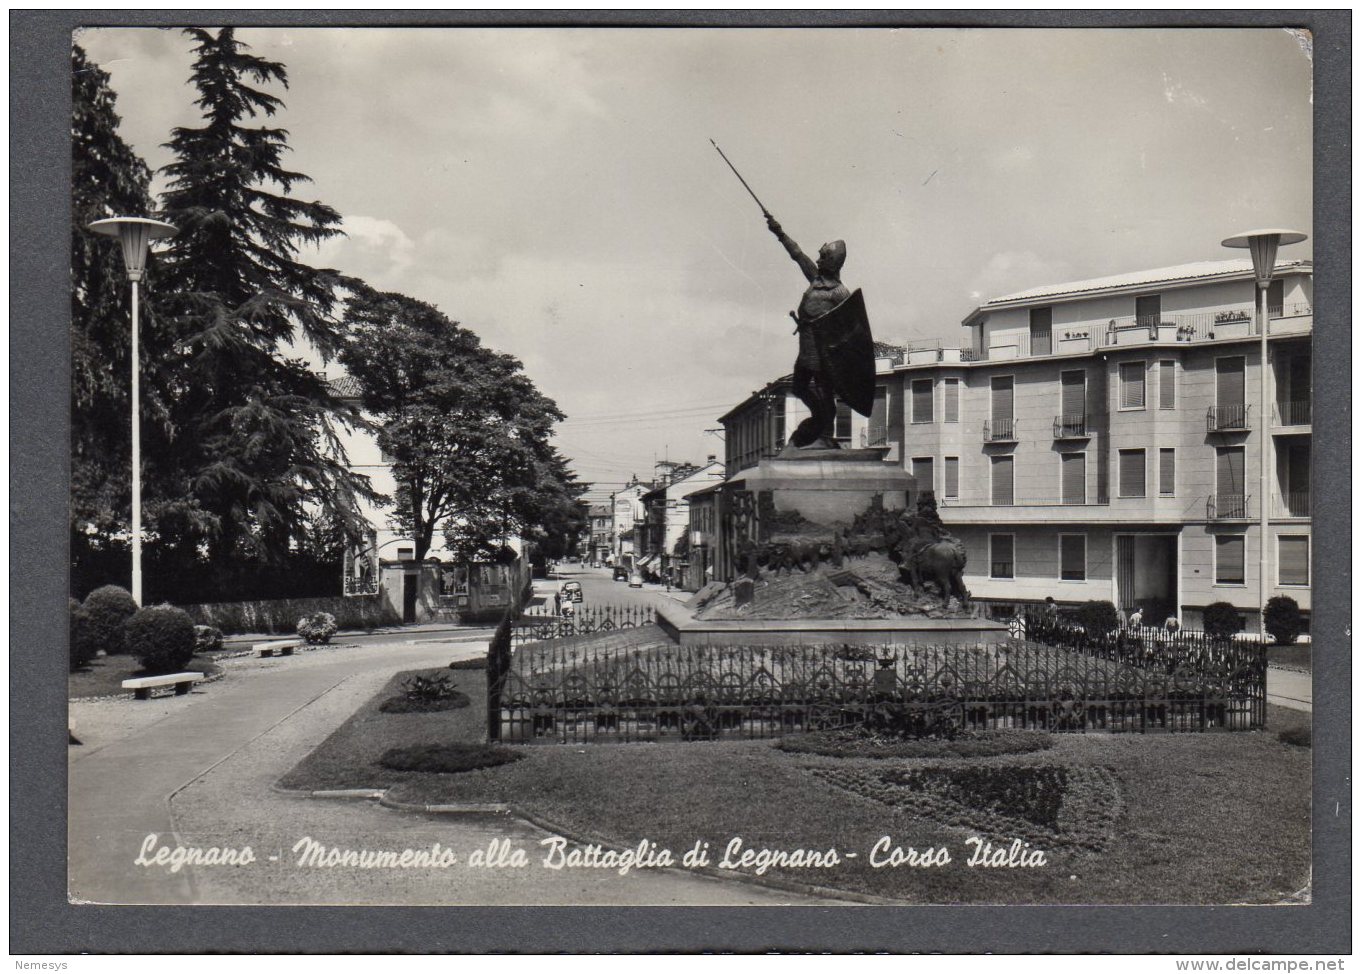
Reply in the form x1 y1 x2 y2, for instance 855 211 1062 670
223 620 493 648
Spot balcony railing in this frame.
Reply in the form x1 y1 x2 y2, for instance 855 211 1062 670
961 348 984 362
1206 404 1251 432
1206 493 1251 520
860 424 889 447
1274 492 1311 518
983 418 1018 442
939 492 1110 509
1273 401 1312 426
1053 413 1090 438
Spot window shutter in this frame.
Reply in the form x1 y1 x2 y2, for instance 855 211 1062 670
870 387 887 428
1216 535 1246 584
1159 360 1175 409
1120 362 1145 409
991 535 1014 579
835 401 852 440
1119 449 1145 497
1216 358 1245 408
1136 294 1161 325
1060 535 1085 580
1278 536 1309 586
913 457 934 494
912 380 933 423
1159 448 1175 495
1062 453 1085 504
991 376 1013 424
1061 370 1085 418
991 455 1014 506
944 457 959 498
1216 447 1245 495
944 379 960 423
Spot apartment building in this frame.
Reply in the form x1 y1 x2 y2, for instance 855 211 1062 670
885 257 1312 628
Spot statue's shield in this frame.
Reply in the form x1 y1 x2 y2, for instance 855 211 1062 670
810 288 875 416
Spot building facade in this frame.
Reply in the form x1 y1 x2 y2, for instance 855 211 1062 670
586 504 612 566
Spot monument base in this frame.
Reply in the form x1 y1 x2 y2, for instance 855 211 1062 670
656 600 1008 648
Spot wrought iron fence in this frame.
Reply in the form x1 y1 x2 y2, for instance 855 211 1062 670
1053 413 1091 438
1206 492 1251 520
1273 400 1311 426
491 623 1266 744
983 418 1018 442
511 602 656 647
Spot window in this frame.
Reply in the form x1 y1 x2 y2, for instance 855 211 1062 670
1159 448 1176 496
1215 357 1246 429
990 534 1015 579
991 455 1014 506
1030 307 1053 356
943 378 960 423
1215 535 1246 585
1158 360 1176 409
1119 361 1146 410
1216 446 1246 515
1061 452 1086 505
868 386 887 443
944 457 959 498
834 401 852 441
1136 293 1162 329
1059 534 1086 581
990 375 1014 438
913 456 934 494
1060 369 1086 423
1118 448 1146 498
773 397 786 448
1278 535 1309 586
911 379 934 424
1267 278 1284 314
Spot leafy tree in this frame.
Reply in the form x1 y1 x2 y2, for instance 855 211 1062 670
70 43 155 537
151 27 373 565
339 286 582 563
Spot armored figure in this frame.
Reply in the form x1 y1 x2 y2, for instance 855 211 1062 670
897 493 970 602
766 216 876 448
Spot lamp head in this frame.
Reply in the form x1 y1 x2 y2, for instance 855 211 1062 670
1221 228 1308 287
88 217 177 282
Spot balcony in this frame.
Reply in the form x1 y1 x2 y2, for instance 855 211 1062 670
861 424 889 447
1274 492 1311 518
939 492 1110 509
1206 493 1252 520
1272 400 1312 427
1206 404 1251 433
1053 413 1091 439
983 418 1018 443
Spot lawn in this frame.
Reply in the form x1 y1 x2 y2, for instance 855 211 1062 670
1265 643 1311 671
281 668 1312 905
68 654 222 699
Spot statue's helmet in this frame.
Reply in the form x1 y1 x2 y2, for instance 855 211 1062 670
817 239 847 274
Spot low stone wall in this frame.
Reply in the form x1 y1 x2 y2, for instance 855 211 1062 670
178 594 399 635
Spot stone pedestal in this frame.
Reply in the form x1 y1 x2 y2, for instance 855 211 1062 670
726 446 917 539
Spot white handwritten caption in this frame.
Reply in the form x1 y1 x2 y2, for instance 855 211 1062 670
134 833 1047 875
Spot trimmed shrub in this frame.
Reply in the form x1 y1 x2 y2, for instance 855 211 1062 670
1277 726 1311 748
1076 600 1120 636
297 611 338 645
448 655 486 671
377 743 522 774
193 624 224 654
1203 601 1244 640
81 584 139 655
126 604 197 675
1264 596 1304 646
69 598 97 672
777 728 1054 760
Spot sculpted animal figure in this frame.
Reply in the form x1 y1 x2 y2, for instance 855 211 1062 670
897 514 970 603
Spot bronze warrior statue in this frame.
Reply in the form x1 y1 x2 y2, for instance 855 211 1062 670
765 216 876 448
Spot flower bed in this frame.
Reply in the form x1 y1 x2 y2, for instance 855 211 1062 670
776 728 1053 760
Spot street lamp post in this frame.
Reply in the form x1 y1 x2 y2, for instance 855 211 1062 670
1221 228 1307 642
87 217 178 605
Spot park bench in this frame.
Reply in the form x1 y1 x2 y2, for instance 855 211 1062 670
254 639 301 658
122 672 204 700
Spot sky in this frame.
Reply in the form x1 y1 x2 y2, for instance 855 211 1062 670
77 27 1313 505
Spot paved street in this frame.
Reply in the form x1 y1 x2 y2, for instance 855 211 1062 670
1266 664 1312 713
67 623 824 906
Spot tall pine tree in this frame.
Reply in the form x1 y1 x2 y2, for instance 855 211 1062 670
154 28 373 566
70 43 155 537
